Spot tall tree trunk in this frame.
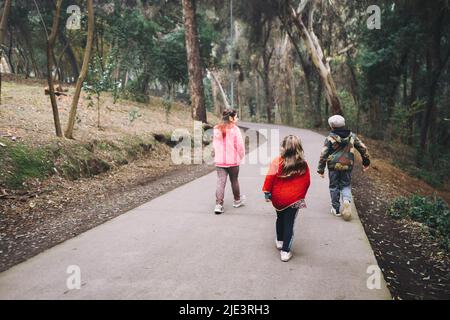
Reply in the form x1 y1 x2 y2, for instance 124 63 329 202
418 5 448 161
59 32 80 80
17 24 41 78
335 9 360 131
7 26 13 73
282 23 316 121
182 0 207 123
316 75 323 126
0 0 12 105
288 1 343 116
207 68 230 111
0 0 11 44
279 37 294 125
369 97 382 138
255 73 261 120
51 48 62 82
123 69 129 91
328 3 360 125
237 77 242 119
210 76 221 116
286 43 296 125
348 59 359 130
97 95 100 128
16 40 29 77
408 54 419 145
260 22 274 123
47 0 63 137
262 70 273 123
65 0 95 139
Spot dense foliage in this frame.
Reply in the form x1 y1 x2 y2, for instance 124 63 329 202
1 0 449 185
389 195 450 250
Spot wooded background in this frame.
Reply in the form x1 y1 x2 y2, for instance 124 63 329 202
0 0 449 185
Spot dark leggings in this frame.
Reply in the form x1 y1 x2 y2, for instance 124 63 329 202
276 206 299 252
216 166 241 205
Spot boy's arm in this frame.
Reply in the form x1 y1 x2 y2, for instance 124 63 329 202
354 135 370 167
317 138 331 175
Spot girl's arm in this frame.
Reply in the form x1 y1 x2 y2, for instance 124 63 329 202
213 127 221 150
304 164 311 193
235 127 245 160
262 157 279 194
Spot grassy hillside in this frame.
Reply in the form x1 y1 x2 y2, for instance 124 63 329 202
0 79 218 190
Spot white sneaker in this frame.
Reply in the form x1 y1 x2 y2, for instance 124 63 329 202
276 240 283 250
280 250 292 262
331 207 342 217
342 200 352 221
233 195 246 208
214 204 224 214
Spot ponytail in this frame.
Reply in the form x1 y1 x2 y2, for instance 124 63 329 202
217 109 237 137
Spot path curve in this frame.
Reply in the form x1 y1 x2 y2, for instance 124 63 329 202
0 122 391 299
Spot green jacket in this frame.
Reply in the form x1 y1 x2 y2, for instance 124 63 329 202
317 129 370 174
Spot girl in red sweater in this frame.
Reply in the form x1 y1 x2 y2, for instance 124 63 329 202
262 135 310 262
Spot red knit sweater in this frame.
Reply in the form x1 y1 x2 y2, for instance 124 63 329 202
262 156 311 211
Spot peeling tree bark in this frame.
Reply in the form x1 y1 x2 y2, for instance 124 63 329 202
59 32 80 80
287 0 343 116
0 0 11 44
418 4 449 158
65 0 95 139
286 41 297 125
46 0 63 137
259 21 275 123
280 16 317 122
17 23 41 78
207 68 230 112
182 0 207 123
0 0 12 105
210 74 220 116
255 73 261 120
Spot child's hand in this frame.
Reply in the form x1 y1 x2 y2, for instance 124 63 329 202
363 166 370 172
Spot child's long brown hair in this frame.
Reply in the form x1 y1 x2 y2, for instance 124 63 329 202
216 109 237 137
279 135 307 177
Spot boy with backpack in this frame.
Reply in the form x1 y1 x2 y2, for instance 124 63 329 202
317 115 370 221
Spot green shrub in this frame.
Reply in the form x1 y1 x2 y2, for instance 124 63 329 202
0 135 158 189
388 195 450 250
0 141 53 188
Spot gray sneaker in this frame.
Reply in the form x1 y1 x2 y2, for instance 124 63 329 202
214 204 224 214
233 195 246 208
331 207 342 217
280 250 293 262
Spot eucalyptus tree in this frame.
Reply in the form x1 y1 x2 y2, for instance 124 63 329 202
65 0 95 139
0 0 12 105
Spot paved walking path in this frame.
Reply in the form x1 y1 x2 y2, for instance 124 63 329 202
0 122 391 299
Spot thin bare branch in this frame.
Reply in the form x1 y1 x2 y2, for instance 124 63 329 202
296 0 310 15
32 0 49 40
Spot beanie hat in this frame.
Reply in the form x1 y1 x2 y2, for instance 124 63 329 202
328 115 345 128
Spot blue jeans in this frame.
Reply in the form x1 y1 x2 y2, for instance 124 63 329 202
276 206 299 252
328 170 352 212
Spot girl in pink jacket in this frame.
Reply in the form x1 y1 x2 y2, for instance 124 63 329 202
213 109 246 214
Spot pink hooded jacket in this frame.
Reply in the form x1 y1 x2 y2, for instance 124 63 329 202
213 124 245 167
